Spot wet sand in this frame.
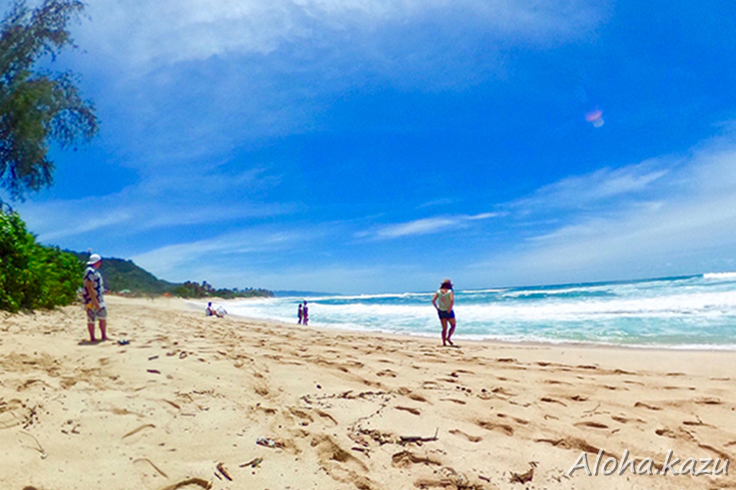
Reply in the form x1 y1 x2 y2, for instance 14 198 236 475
1 295 734 489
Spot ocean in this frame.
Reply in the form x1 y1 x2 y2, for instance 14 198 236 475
207 273 736 349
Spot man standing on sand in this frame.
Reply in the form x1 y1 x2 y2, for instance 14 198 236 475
298 303 303 324
303 301 309 325
83 254 107 342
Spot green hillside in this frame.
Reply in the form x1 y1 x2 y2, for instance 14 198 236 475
68 252 176 294
68 252 272 298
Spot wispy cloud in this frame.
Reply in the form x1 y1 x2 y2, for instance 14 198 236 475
18 176 295 245
476 135 736 286
131 228 304 279
361 212 499 239
78 0 605 70
508 161 671 215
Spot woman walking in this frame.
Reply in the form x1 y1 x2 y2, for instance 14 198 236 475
432 279 456 346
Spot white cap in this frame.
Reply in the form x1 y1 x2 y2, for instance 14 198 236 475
87 254 102 265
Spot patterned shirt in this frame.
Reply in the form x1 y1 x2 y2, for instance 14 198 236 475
82 266 105 308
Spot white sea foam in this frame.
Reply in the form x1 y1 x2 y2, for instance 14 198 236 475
221 276 736 349
703 272 736 280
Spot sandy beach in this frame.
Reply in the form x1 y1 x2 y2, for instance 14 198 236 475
1 296 734 490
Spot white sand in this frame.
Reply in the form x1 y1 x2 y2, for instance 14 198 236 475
1 296 734 489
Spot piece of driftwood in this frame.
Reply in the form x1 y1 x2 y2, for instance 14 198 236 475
216 462 233 481
133 457 168 478
399 427 438 444
160 478 212 490
240 457 263 468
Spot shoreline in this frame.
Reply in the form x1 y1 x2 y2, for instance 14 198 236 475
191 305 736 354
122 295 736 379
2 295 734 489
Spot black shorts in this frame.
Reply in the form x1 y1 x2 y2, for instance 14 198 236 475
438 309 455 320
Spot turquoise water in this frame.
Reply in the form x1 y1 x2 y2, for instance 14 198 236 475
214 273 736 349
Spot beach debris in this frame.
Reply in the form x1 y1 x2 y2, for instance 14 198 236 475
391 450 442 467
133 457 168 478
179 351 188 359
216 462 233 481
22 405 39 429
399 427 439 445
162 399 180 410
122 423 155 439
117 339 130 346
256 436 274 447
509 461 537 484
160 477 212 490
147 369 161 374
19 430 47 459
256 436 281 448
240 457 263 468
148 355 159 361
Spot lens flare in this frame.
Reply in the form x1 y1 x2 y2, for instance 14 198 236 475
585 109 604 128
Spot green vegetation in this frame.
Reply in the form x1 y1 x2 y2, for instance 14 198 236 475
0 212 272 313
0 2 270 312
0 211 82 312
0 0 98 203
67 252 272 299
172 281 273 299
66 251 177 295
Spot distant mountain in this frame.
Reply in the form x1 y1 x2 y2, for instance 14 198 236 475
69 252 272 298
68 252 176 294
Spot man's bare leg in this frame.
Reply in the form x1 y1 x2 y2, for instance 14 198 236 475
99 320 107 341
88 323 96 342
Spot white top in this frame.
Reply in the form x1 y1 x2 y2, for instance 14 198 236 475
437 289 453 311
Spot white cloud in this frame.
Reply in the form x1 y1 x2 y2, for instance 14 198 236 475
131 228 303 278
509 160 671 215
17 173 294 245
363 212 499 239
75 0 606 73
478 137 736 286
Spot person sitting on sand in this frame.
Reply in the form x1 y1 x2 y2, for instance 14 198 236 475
83 254 107 342
432 278 456 346
206 302 224 318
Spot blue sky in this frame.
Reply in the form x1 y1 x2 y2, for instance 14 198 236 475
10 0 736 293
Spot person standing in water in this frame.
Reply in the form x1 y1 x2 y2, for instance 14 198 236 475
432 279 456 346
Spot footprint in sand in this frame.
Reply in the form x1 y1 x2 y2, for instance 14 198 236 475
394 406 421 416
376 369 397 378
476 420 514 436
497 413 529 425
0 399 28 429
408 393 428 403
440 398 467 405
634 402 662 411
539 397 567 407
574 421 609 429
449 429 483 443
